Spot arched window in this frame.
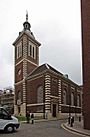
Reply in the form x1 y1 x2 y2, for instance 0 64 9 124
33 47 34 58
63 89 67 104
37 86 43 103
71 92 74 106
17 42 22 59
28 44 32 56
17 91 21 105
32 46 36 59
17 91 21 100
77 94 80 107
28 43 36 59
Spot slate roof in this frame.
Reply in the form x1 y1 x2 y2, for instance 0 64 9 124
27 63 80 87
27 63 63 80
13 30 41 46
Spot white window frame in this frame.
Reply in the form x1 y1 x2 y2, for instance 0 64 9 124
63 89 67 104
71 92 74 106
77 94 80 107
28 42 36 59
28 44 32 56
37 86 43 103
32 45 36 59
17 42 22 59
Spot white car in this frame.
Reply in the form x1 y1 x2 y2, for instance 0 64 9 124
0 107 20 133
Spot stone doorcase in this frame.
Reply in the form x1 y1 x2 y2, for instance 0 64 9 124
51 98 59 118
51 103 58 117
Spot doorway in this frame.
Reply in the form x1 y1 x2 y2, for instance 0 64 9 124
18 106 20 114
52 104 56 117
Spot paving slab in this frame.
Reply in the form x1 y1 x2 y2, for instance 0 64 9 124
63 120 90 137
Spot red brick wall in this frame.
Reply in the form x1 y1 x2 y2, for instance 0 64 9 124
27 62 37 75
81 0 90 129
15 62 23 83
61 106 81 113
26 76 44 104
27 106 44 113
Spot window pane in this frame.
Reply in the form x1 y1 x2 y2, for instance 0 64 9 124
28 44 32 56
77 94 80 107
63 89 67 104
37 86 43 103
71 92 74 106
30 45 32 56
17 42 22 58
33 47 34 58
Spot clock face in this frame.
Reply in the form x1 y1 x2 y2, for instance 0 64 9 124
18 69 21 76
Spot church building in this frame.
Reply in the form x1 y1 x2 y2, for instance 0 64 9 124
13 13 82 119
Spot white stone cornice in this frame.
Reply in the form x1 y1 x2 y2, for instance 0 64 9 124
25 58 38 66
27 75 43 81
60 104 70 107
15 79 25 85
15 58 38 67
27 103 45 106
15 59 23 66
50 95 59 99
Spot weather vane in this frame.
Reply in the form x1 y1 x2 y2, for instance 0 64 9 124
26 10 28 21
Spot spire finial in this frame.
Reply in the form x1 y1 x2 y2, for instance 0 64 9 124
26 10 28 22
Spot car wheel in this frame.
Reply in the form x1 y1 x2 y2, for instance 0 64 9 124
5 125 14 133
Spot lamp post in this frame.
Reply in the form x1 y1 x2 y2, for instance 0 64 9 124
68 91 71 124
69 104 71 117
68 102 71 124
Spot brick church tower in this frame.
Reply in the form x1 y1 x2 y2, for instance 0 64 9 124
13 12 41 116
81 0 90 129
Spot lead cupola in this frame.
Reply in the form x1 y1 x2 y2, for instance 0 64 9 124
23 11 31 31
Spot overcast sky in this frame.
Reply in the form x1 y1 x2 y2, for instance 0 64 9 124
0 0 82 89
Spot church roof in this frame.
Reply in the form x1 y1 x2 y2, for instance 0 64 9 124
27 63 80 87
27 63 63 80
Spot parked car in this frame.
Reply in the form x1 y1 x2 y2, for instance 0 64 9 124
0 107 20 133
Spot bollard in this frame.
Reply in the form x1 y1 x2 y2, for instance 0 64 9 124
72 116 74 123
31 119 34 124
70 117 73 127
31 113 34 124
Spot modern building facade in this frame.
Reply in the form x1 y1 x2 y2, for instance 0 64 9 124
0 90 14 114
81 0 90 129
13 13 82 119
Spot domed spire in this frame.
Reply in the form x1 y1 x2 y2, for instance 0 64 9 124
23 11 31 31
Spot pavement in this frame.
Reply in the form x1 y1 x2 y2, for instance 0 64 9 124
20 117 58 124
21 118 90 136
62 120 90 137
35 118 90 137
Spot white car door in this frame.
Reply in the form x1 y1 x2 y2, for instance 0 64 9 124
0 108 11 130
